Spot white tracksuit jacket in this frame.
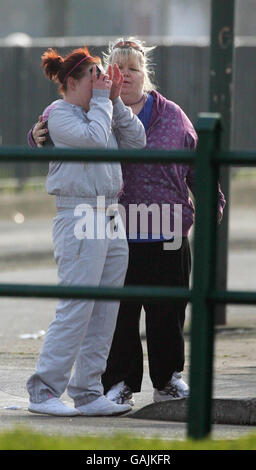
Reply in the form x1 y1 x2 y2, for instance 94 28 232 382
46 89 145 207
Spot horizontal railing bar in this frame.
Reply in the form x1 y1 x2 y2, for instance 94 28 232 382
1 146 255 166
215 150 256 165
1 283 255 305
0 283 191 302
208 290 256 305
0 146 195 164
1 285 255 304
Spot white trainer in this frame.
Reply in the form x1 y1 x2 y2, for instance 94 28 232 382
28 397 80 416
77 395 132 416
153 372 189 402
106 381 135 406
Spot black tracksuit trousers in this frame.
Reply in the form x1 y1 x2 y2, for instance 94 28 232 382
102 237 191 393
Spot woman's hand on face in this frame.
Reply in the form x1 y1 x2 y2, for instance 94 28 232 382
108 64 124 101
91 65 112 92
32 115 48 147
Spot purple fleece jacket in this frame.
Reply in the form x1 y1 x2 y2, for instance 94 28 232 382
27 91 226 237
119 90 225 237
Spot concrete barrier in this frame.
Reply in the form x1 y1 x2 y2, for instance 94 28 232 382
130 398 256 425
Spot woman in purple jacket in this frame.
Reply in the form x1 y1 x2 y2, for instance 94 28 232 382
31 37 226 407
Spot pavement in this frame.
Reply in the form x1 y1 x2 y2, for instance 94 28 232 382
0 191 256 442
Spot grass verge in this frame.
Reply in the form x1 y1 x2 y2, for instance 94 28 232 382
0 427 256 450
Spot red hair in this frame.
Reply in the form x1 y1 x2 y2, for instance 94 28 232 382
41 46 101 94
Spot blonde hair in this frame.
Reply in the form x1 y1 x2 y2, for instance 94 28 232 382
103 37 157 92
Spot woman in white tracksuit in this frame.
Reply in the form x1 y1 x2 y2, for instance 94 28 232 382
26 46 146 417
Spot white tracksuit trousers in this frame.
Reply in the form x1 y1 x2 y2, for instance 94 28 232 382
27 208 128 407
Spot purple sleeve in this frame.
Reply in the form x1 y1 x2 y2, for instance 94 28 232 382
184 131 197 194
184 131 226 221
216 183 226 222
27 101 58 148
27 126 37 148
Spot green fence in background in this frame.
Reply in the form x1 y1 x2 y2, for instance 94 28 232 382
0 113 256 439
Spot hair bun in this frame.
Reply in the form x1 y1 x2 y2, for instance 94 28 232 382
41 48 64 80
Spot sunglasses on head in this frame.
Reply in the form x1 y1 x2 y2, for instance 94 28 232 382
113 41 144 56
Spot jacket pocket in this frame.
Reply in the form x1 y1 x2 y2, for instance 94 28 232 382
48 161 62 177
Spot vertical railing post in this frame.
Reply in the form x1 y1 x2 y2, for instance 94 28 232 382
210 0 235 326
188 113 222 439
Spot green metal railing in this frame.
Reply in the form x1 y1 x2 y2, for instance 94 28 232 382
0 113 256 439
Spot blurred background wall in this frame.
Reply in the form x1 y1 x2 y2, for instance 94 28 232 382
0 0 256 179
1 0 256 38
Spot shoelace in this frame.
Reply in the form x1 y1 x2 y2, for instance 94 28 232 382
116 386 132 403
160 382 180 398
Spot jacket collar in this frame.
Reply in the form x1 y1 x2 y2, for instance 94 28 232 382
147 90 167 134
